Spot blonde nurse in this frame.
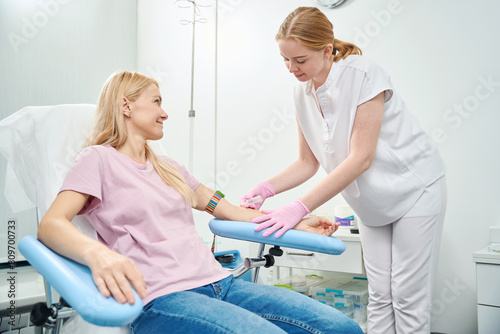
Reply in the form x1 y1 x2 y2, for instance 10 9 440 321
241 7 447 334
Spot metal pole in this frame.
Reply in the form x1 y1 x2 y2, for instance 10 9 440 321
253 243 266 283
188 1 196 172
214 0 219 188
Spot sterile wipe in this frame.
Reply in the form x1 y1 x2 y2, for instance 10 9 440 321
244 195 262 205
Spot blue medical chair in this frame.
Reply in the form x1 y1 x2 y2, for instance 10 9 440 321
213 249 252 282
19 220 345 332
1 105 345 333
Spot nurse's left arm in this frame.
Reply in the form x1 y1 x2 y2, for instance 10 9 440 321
300 92 385 211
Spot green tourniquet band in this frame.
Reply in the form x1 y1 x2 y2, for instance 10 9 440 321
206 191 225 214
209 191 225 254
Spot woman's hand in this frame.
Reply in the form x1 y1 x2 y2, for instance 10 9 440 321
294 216 339 236
85 245 147 305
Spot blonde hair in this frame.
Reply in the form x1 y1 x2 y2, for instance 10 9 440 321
88 71 196 204
276 7 362 62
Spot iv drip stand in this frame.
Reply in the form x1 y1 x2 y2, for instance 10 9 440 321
188 1 196 172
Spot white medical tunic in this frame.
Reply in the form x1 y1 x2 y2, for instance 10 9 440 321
294 55 445 226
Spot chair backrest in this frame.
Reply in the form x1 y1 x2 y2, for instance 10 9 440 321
1 104 138 333
0 104 97 238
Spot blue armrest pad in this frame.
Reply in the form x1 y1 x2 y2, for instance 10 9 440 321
19 235 143 327
209 219 345 255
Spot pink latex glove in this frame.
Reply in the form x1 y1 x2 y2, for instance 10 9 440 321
240 181 275 209
252 199 311 238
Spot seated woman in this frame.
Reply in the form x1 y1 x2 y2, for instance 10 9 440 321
37 71 362 334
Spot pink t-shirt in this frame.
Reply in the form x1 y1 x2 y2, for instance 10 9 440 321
61 145 230 305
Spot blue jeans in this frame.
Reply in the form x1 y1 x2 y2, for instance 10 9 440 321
130 275 362 333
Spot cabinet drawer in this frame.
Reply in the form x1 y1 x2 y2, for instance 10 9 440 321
266 241 364 274
477 263 500 307
478 304 500 334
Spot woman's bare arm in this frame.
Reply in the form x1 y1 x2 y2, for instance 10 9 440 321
38 190 147 304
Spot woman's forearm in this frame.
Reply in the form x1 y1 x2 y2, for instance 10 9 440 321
214 200 264 222
194 183 264 222
38 193 148 304
37 190 106 267
38 215 107 267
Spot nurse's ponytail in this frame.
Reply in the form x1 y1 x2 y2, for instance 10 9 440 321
332 38 362 62
276 7 362 62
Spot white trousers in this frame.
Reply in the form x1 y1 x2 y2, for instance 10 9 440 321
358 177 447 334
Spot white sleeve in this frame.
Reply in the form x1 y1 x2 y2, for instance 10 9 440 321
357 58 394 106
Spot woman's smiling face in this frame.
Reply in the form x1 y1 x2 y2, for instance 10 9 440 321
127 83 168 141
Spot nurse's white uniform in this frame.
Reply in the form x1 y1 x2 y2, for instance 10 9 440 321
294 55 447 333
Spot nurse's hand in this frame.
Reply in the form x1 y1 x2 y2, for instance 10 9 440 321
252 199 311 238
240 181 275 210
295 216 339 236
85 244 147 304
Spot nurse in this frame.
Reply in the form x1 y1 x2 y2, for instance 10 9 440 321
241 7 447 334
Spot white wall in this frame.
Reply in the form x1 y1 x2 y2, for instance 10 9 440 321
139 0 500 333
0 0 137 261
0 0 138 120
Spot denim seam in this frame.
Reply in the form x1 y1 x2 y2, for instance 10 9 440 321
134 308 236 334
211 282 223 299
260 314 322 334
